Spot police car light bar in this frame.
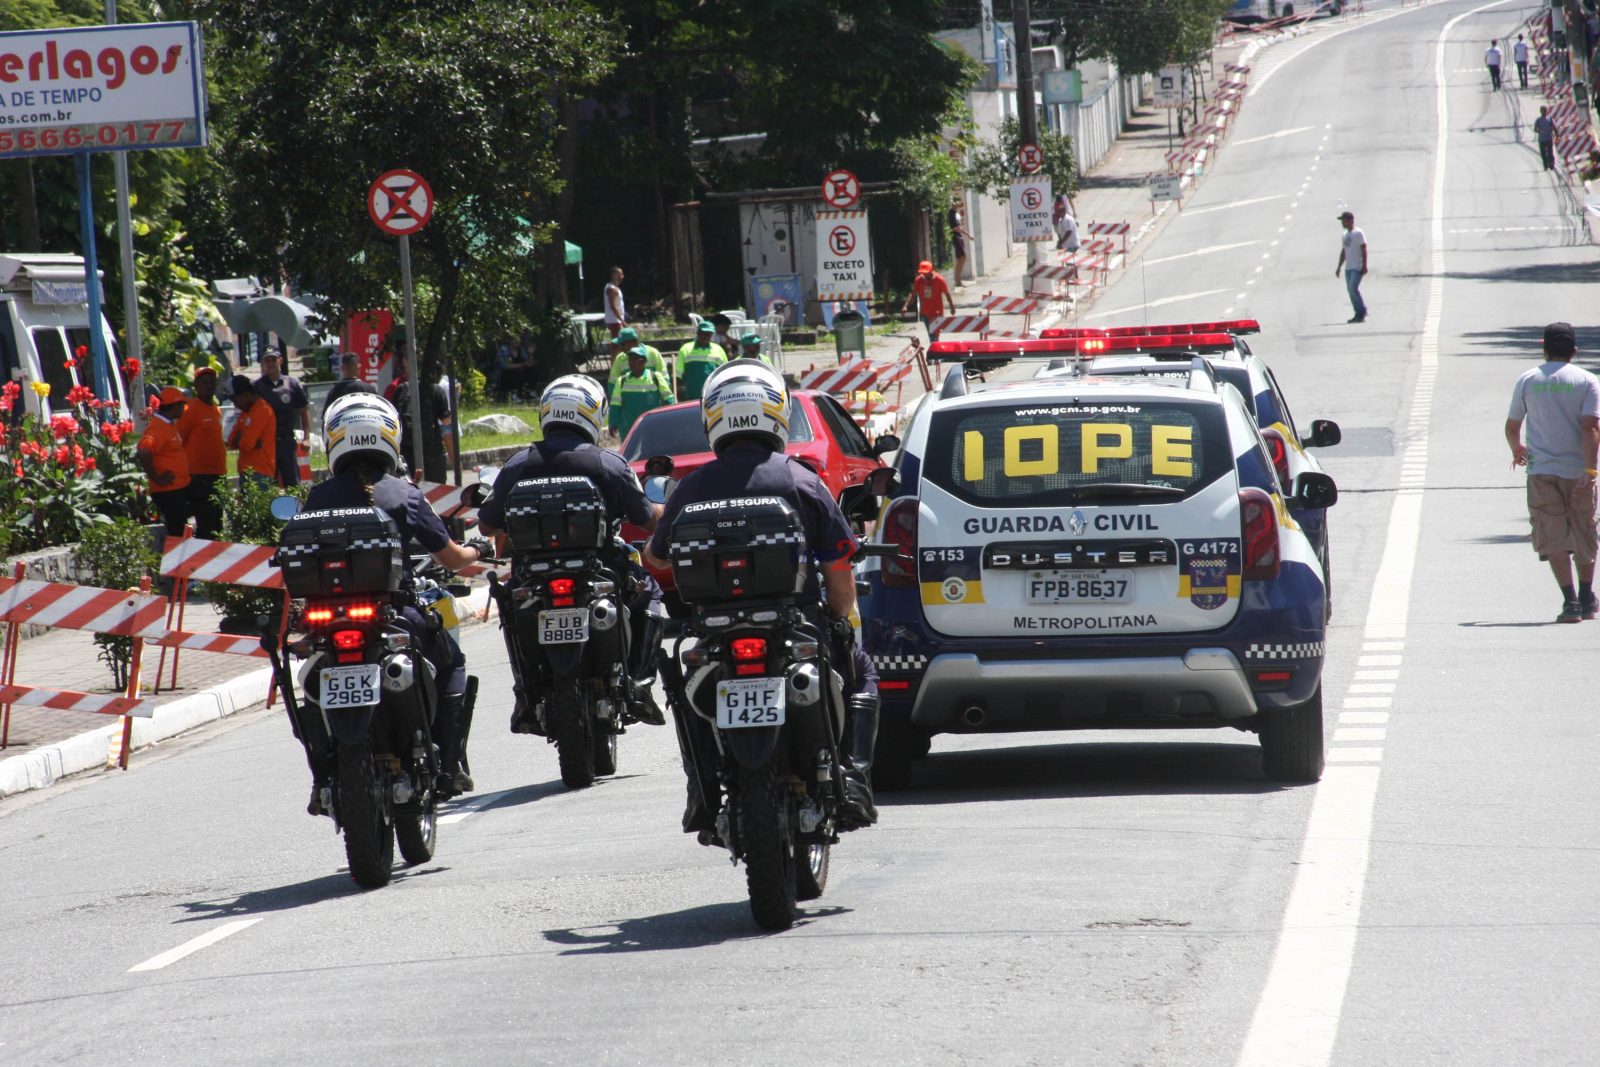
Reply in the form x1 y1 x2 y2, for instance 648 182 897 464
927 333 1239 361
1039 318 1260 339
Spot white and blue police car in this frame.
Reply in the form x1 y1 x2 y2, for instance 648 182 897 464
859 341 1337 790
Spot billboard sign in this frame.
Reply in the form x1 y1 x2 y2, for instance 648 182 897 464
0 22 207 159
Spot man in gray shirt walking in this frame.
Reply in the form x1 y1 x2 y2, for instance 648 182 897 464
1533 106 1557 171
1506 322 1600 622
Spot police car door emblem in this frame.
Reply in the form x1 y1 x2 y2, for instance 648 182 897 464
1187 558 1230 610
941 577 967 603
1068 510 1088 536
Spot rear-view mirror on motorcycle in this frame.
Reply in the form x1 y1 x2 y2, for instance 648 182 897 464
476 464 501 488
644 475 676 505
461 483 489 507
645 454 676 477
269 495 301 522
853 542 906 562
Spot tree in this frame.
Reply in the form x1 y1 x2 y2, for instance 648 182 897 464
961 116 1077 202
194 0 620 479
1037 0 1234 75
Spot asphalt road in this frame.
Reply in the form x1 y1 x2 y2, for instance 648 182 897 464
3 2 1598 1064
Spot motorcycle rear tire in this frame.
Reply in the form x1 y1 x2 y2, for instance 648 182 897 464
394 803 437 866
336 740 394 888
552 679 597 789
592 724 619 778
739 764 798 931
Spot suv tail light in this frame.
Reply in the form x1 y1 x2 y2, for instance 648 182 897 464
881 498 919 588
1260 429 1291 493
1239 488 1280 580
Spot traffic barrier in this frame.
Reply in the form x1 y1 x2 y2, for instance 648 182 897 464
925 313 990 338
1086 221 1131 257
980 294 1043 338
0 564 165 767
296 442 312 484
153 535 286 703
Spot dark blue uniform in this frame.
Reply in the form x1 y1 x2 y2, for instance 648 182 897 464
649 441 876 695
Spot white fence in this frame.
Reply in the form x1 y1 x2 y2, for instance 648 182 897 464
1062 74 1148 175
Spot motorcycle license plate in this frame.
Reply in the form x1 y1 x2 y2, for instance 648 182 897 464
321 664 380 709
539 607 589 644
715 677 786 729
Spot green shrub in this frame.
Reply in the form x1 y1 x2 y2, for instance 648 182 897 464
74 519 160 689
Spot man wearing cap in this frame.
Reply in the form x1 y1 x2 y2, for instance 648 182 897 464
136 387 192 536
1507 323 1600 623
903 260 956 342
608 326 668 388
737 333 775 367
227 375 277 487
254 350 310 487
675 321 727 401
176 367 226 539
609 347 674 440
323 350 378 415
1334 211 1368 324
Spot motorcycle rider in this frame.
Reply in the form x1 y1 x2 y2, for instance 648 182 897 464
642 359 880 832
295 393 493 810
475 374 668 729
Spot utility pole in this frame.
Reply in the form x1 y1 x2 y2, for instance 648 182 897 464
1011 0 1039 268
107 0 144 419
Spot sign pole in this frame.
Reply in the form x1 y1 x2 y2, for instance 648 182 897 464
106 0 143 419
75 153 114 403
397 233 425 478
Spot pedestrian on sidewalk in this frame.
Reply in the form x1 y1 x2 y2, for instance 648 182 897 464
947 197 973 287
175 366 225 540
1505 322 1600 623
1513 34 1530 89
227 376 277 487
603 267 627 339
903 261 956 343
1533 106 1557 170
1486 40 1503 90
135 387 192 536
1334 211 1368 323
610 347 674 440
1053 193 1082 253
254 350 309 487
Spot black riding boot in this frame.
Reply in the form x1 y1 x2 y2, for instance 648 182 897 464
624 603 667 725
839 692 879 829
434 691 474 798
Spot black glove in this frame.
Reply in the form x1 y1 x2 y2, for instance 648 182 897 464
465 537 494 561
828 614 856 647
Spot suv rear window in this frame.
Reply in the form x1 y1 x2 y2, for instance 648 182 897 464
925 398 1232 507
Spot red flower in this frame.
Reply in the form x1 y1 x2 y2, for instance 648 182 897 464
12 460 21 479
65 384 95 406
75 456 96 476
50 414 80 439
63 357 77 370
0 381 17 414
75 345 88 360
122 358 141 377
53 445 69 466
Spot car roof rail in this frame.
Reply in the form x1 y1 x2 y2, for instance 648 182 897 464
939 363 969 400
1186 356 1220 392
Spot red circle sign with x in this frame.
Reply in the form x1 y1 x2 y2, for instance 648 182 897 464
1018 143 1043 173
828 226 857 257
368 169 435 237
821 169 861 209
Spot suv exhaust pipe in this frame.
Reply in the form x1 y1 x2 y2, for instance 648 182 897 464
962 704 987 727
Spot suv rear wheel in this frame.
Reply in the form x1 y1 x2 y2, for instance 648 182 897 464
875 719 930 791
1258 685 1325 783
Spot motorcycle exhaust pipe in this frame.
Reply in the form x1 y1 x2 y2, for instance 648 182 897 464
962 704 987 727
787 662 823 706
591 597 619 631
382 652 415 693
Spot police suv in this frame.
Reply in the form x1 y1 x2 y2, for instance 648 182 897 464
858 342 1337 789
1035 320 1342 611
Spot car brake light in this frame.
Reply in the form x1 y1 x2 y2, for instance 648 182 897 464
731 637 768 661
880 679 912 690
1261 429 1291 492
305 607 333 625
1239 488 1280 580
1255 670 1292 683
332 628 365 650
549 578 575 595
881 498 919 588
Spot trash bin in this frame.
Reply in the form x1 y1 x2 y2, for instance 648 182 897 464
832 309 866 363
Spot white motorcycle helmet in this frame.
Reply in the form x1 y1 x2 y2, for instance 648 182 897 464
702 359 789 453
324 393 403 476
539 374 608 444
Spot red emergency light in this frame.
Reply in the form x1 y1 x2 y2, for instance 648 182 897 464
1040 318 1260 339
929 332 1241 361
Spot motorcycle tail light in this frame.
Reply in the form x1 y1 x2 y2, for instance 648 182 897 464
735 663 766 677
549 578 576 595
304 607 334 625
552 597 576 607
332 628 365 650
732 637 767 661
682 647 709 667
791 640 819 659
346 603 377 621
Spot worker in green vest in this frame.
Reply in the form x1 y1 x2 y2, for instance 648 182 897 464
608 346 674 441
674 320 727 401
608 326 668 388
737 332 775 367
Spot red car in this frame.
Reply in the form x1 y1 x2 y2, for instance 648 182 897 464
619 390 898 598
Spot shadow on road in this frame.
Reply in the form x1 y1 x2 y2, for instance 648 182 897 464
174 866 448 920
543 903 851 954
881 738 1283 806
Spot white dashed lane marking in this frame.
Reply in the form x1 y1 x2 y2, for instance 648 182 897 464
128 919 262 973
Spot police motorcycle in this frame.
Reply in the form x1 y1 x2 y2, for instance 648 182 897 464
652 484 898 930
483 471 644 789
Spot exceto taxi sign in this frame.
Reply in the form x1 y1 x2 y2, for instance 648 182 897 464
815 209 873 302
1010 174 1053 242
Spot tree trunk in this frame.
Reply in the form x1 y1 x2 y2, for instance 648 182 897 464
419 250 461 484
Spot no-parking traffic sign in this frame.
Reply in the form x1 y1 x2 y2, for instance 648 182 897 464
1018 142 1043 174
368 169 434 236
821 169 862 209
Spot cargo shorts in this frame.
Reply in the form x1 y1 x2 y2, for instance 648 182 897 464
1527 474 1599 562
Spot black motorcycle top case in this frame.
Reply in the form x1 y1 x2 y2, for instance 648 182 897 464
668 497 808 603
504 476 607 554
277 507 404 598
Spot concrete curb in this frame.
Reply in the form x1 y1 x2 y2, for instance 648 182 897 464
0 586 497 801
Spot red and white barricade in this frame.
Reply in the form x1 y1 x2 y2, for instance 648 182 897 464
0 563 166 767
925 312 990 339
1086 221 1131 257
1026 262 1080 300
798 340 930 436
981 294 1043 338
154 535 287 703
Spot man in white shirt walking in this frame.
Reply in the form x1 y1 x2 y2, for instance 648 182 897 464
1513 34 1530 89
1334 211 1368 324
1485 40 1503 90
603 266 627 339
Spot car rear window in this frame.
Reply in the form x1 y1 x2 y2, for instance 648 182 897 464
623 397 812 460
925 398 1232 507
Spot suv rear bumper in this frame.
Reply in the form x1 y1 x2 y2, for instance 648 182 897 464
908 647 1257 732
